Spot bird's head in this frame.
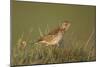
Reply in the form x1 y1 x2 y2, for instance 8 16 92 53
61 20 71 31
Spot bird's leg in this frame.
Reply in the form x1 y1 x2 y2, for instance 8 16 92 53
58 39 64 47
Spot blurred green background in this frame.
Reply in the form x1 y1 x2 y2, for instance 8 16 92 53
12 1 96 45
11 1 96 66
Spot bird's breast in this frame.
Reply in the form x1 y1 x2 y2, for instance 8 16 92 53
52 33 63 44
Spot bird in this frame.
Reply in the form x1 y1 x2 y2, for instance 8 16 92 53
35 21 71 46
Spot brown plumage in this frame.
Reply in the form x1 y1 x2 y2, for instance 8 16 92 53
35 21 71 46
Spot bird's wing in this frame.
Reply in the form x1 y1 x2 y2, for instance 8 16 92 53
48 27 60 35
37 35 55 42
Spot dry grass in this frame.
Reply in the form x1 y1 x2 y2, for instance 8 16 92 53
11 28 96 66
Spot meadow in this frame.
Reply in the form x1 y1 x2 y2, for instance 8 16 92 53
11 27 96 66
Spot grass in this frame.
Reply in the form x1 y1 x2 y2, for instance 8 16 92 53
11 28 96 66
